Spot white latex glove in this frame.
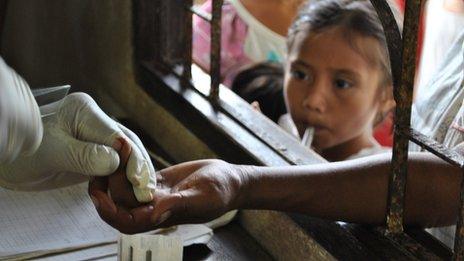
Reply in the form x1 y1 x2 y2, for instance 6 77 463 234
0 57 43 163
0 92 156 202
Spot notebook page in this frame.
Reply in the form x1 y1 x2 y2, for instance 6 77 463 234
0 183 118 259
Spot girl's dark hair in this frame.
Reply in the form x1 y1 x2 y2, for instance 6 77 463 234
287 0 401 89
232 62 287 122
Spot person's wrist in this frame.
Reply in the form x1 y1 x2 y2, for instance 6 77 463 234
231 164 256 210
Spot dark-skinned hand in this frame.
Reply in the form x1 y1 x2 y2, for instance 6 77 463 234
89 159 247 234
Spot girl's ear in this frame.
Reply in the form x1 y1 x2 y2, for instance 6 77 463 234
379 85 396 114
374 85 396 126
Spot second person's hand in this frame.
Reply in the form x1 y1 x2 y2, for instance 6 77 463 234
89 159 250 234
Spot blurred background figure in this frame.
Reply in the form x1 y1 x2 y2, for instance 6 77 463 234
416 0 464 94
232 62 286 123
192 0 303 87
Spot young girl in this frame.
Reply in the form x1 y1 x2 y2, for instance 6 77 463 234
286 0 399 161
192 0 304 87
236 0 398 162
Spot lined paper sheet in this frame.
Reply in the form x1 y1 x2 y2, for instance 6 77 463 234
36 243 118 261
0 183 118 260
0 181 223 260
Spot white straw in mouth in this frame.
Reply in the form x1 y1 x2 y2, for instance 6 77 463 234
301 127 314 148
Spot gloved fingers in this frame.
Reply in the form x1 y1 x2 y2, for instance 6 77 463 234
117 123 152 167
133 187 156 203
126 148 155 202
58 93 156 200
58 93 155 189
58 93 123 147
118 123 156 185
118 132 155 203
65 136 120 176
118 124 156 203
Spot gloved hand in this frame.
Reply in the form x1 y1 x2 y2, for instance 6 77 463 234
0 57 43 163
108 137 145 209
0 92 156 203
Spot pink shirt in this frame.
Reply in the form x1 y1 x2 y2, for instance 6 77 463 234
192 0 251 87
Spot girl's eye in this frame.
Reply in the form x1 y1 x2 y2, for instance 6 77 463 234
334 78 352 89
291 70 309 81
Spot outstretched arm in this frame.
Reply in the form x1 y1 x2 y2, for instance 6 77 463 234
90 152 462 234
241 152 461 227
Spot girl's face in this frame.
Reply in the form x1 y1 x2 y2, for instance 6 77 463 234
285 26 390 159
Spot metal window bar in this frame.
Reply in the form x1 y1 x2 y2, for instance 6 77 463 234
183 0 464 258
385 0 420 235
371 0 464 259
182 0 193 87
185 0 222 102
